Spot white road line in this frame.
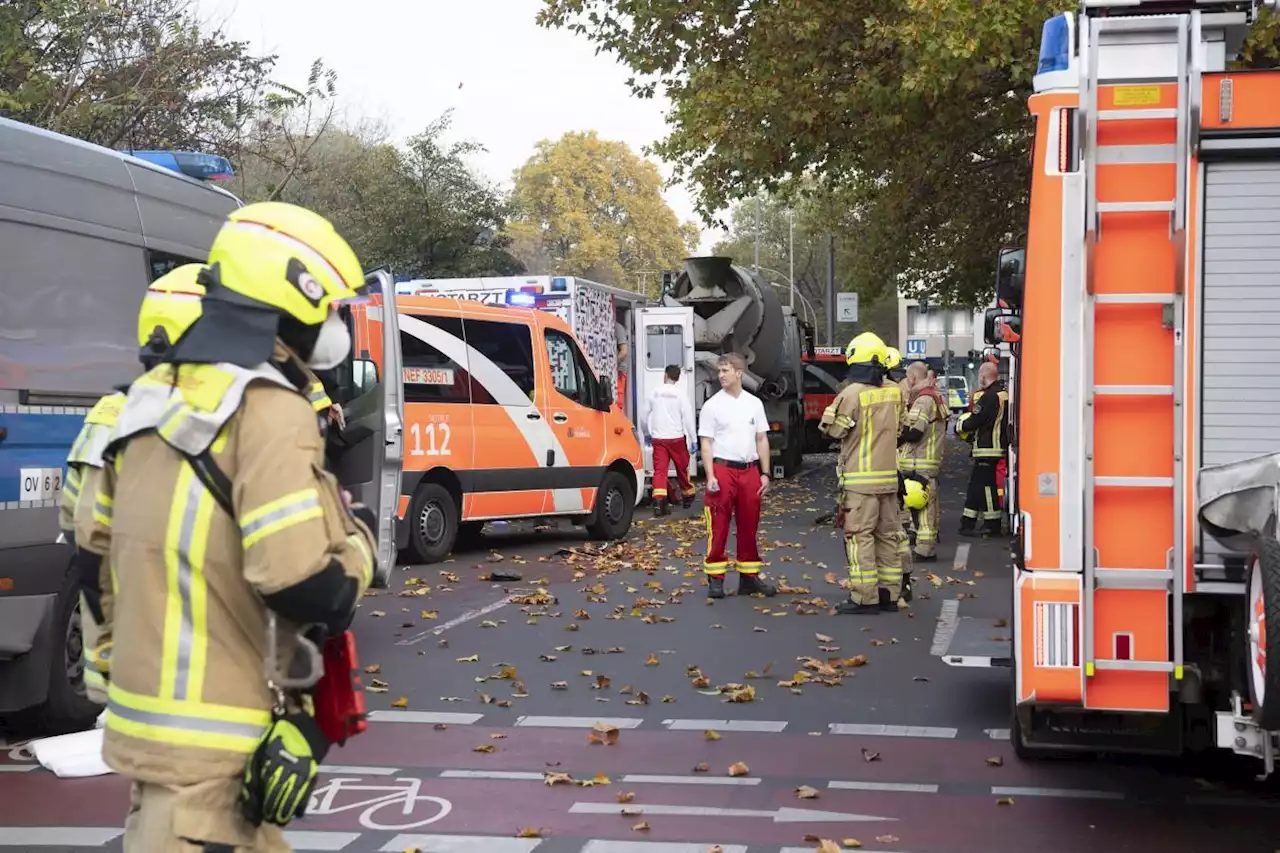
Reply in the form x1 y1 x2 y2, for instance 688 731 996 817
929 598 961 656
661 718 788 733
381 835 544 853
829 723 958 739
368 710 484 725
284 830 363 851
1184 795 1280 809
992 785 1124 800
439 770 546 781
570 803 896 823
515 715 644 729
396 595 515 646
0 828 123 846
953 542 971 572
781 849 904 853
829 780 940 793
0 765 36 772
319 764 401 776
583 843 748 853
620 773 762 787
985 728 1011 740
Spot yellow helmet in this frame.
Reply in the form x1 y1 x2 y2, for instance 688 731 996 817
845 332 888 366
884 347 903 370
903 477 928 511
137 263 206 358
205 202 365 327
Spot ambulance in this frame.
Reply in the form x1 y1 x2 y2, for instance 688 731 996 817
939 0 1280 776
347 293 646 564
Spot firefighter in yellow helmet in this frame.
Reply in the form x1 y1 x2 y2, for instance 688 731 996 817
899 360 947 562
77 202 376 853
62 264 207 709
819 332 906 615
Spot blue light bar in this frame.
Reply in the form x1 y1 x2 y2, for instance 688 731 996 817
1037 14 1072 75
507 290 537 307
551 276 568 292
124 150 235 181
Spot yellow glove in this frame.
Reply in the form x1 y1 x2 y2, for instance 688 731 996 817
240 712 330 827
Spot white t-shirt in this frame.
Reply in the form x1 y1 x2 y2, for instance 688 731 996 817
644 383 696 441
698 389 768 463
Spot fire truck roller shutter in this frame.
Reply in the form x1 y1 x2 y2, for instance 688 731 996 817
1199 161 1280 566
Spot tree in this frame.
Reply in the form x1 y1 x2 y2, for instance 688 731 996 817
537 0 1280 307
505 130 697 291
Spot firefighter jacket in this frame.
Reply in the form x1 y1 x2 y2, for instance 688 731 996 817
76 352 375 787
956 380 1008 460
819 380 905 495
899 386 946 477
60 392 126 535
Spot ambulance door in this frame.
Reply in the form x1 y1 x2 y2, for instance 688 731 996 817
330 270 404 588
636 306 695 481
539 325 608 514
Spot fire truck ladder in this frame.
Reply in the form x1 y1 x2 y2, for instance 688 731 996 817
1079 2 1214 695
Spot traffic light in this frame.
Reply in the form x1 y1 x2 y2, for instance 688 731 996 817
660 271 675 294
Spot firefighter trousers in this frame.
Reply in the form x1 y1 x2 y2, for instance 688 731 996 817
961 460 1003 532
843 492 902 605
704 461 763 575
913 475 940 558
651 437 695 503
123 778 291 852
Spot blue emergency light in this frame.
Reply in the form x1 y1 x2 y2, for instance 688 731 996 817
124 150 235 181
1037 13 1072 75
506 290 537 307
551 277 568 292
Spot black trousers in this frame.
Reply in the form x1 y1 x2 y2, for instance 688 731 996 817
961 460 1002 530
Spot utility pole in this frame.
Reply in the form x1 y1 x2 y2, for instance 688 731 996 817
753 194 761 271
788 209 795 311
825 234 836 345
943 303 952 380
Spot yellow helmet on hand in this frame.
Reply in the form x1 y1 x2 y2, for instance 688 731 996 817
138 263 206 365
845 332 888 366
885 347 902 370
903 477 928 511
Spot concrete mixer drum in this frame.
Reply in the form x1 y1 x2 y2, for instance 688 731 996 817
672 256 788 382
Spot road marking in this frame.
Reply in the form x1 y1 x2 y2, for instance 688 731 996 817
515 715 644 729
1184 795 1280 809
620 773 762 786
397 595 515 646
569 803 896 823
0 827 123 846
985 728 1011 740
284 830 363 851
929 599 961 656
0 765 36 772
369 710 484 725
381 835 544 852
319 764 401 776
953 542 971 572
661 718 788 733
583 843 748 853
828 723 958 739
781 849 905 853
439 770 546 781
829 780 940 793
991 785 1124 801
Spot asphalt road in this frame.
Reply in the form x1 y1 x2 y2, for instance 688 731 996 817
2 441 1278 853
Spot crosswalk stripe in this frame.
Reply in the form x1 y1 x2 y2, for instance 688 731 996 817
828 723 958 738
380 835 544 852
660 718 788 732
514 715 644 729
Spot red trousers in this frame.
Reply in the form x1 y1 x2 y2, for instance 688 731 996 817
995 459 1007 508
652 437 695 501
704 461 763 575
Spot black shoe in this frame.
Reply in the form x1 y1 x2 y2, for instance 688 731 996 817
652 500 669 517
878 588 898 612
958 527 983 538
737 573 777 597
707 576 726 599
681 495 695 509
900 574 914 603
913 553 938 563
837 599 880 615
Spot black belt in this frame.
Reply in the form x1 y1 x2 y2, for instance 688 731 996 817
713 457 754 470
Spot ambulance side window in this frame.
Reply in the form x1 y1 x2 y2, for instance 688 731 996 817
399 316 471 404
463 319 536 402
544 329 600 409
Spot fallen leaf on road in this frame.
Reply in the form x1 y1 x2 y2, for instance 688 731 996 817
986 756 1004 766
479 620 499 628
391 696 408 708
870 640 884 647
861 748 880 762
876 837 899 844
594 675 612 690
842 655 869 668
993 618 1008 628
490 733 507 739
539 654 558 662
996 797 1015 806
662 694 676 703
544 771 574 786
587 721 621 746
369 610 386 618
815 840 841 853
515 828 542 838
632 822 650 832
565 623 580 632
497 666 518 680
841 841 863 850
580 670 594 677
551 681 568 690
456 655 479 663
913 676 930 682
363 664 381 674
752 626 768 633
704 729 722 741
591 772 611 785
724 684 756 703
473 744 496 753
555 645 573 652
574 609 591 620
617 791 635 803
728 761 750 777
796 785 821 799
365 679 388 694
621 807 643 817
707 847 724 853
693 762 710 773
815 633 834 643
645 654 660 666
691 675 711 689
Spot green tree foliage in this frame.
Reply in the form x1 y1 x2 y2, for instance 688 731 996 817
505 130 698 291
538 0 1280 307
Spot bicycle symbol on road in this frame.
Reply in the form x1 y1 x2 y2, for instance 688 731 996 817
307 776 452 831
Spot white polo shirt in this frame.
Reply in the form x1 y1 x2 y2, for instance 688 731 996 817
698 389 768 464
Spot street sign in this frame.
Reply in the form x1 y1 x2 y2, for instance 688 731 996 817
906 338 927 358
836 292 859 323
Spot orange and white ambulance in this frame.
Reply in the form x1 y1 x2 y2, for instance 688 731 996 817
939 0 1279 776
344 291 645 564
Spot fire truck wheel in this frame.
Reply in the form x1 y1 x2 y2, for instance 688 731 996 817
1247 538 1280 730
407 482 459 565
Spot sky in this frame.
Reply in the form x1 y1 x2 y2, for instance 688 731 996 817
197 0 725 252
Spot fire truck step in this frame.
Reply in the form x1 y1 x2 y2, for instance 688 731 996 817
1093 385 1174 395
1092 659 1175 673
1097 200 1175 214
1095 476 1175 487
1095 568 1174 589
1093 293 1176 304
1098 108 1178 121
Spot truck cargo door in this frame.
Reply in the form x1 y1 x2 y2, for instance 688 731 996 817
636 307 695 482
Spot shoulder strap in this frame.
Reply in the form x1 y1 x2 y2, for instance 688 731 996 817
186 449 235 517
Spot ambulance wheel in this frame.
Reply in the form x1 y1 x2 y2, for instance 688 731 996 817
407 482 459 565
587 471 634 541
22 564 103 735
1246 538 1280 729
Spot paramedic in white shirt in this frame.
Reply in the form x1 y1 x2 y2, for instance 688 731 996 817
643 364 697 516
697 352 777 599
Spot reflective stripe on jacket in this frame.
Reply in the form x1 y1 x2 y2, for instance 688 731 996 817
820 381 904 495
899 389 945 476
957 381 1009 459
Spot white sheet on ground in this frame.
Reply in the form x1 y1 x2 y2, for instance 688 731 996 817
30 727 114 778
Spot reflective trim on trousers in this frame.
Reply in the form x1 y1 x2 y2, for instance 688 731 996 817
736 561 762 575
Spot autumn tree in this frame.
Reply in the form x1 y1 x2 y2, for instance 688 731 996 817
505 130 698 291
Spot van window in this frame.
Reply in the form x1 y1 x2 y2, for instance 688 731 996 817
400 316 470 404
645 324 684 370
148 249 201 281
463 318 536 401
545 329 598 407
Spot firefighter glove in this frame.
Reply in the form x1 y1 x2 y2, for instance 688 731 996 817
240 711 330 828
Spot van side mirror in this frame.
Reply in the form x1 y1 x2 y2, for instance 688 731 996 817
996 247 1025 311
352 359 379 396
598 374 615 410
983 307 1021 346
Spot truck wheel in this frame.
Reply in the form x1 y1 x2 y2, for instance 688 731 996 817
587 471 634 541
407 482 459 565
1246 538 1280 729
27 565 103 735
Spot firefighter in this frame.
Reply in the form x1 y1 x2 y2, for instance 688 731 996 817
76 202 377 853
64 264 208 704
956 361 1008 537
899 361 947 561
882 347 914 575
820 332 904 615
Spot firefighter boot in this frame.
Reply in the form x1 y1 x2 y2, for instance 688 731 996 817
737 573 777 597
681 494 695 510
879 587 898 612
652 498 670 517
836 597 880 616
900 573 914 603
707 575 726 599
